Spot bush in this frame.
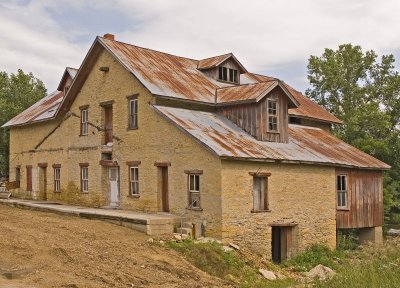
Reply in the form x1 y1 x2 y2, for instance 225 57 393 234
282 244 345 272
337 229 359 250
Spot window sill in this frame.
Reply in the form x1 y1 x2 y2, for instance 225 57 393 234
79 134 88 137
251 209 271 213
337 207 350 211
186 207 203 212
127 194 140 198
53 191 61 194
127 127 138 131
81 191 89 194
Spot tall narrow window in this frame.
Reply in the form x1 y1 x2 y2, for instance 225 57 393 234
129 166 139 195
188 174 201 208
252 176 269 211
26 165 32 191
81 166 89 192
337 174 348 208
81 107 89 136
54 167 61 192
268 100 278 132
15 167 21 188
128 97 138 129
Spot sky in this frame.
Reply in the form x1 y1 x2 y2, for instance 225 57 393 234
1 0 400 93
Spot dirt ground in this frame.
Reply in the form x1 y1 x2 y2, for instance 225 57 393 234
0 205 230 288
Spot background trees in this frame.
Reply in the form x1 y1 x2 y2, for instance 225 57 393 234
306 44 400 223
0 69 46 178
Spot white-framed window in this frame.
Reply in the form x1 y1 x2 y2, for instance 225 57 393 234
253 176 269 211
218 67 238 83
54 167 61 192
337 174 348 208
268 99 278 132
129 166 139 195
129 98 138 129
188 174 201 208
81 108 88 135
81 166 89 192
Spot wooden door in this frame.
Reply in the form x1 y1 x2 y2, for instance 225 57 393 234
39 167 47 200
104 105 113 144
272 227 282 263
161 167 169 212
108 167 119 207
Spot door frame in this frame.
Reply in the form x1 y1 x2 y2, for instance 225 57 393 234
154 162 171 212
38 163 47 200
108 166 120 207
270 223 298 263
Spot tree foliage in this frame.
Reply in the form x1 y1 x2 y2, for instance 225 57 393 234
0 69 46 178
306 44 400 223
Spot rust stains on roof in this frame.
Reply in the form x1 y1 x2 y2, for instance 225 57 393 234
154 105 389 170
197 53 248 73
2 90 64 128
242 73 342 124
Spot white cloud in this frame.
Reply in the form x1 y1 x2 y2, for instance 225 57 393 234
1 0 400 92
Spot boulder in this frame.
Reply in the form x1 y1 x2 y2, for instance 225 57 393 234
305 264 336 281
222 246 234 252
229 243 240 250
259 269 277 280
388 228 400 236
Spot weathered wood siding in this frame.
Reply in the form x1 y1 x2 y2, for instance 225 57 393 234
219 87 289 143
202 58 242 83
336 169 383 228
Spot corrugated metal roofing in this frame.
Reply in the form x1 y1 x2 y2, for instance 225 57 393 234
2 90 64 127
197 53 232 70
242 73 342 124
217 81 277 103
154 105 389 170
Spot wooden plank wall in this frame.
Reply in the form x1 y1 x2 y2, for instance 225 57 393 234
336 169 384 228
219 87 289 143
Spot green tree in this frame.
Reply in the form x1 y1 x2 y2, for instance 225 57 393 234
0 69 46 178
306 44 400 223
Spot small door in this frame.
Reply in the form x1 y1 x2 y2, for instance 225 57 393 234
39 167 47 200
104 105 113 144
109 167 119 207
272 227 282 263
161 167 169 212
272 226 296 263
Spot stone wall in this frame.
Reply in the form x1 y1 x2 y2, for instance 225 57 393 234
220 160 337 258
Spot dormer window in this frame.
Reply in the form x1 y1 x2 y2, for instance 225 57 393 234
268 100 278 132
218 67 238 83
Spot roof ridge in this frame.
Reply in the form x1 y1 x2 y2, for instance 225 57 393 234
199 53 232 62
99 36 200 63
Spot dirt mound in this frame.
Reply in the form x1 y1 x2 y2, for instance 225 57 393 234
0 205 230 287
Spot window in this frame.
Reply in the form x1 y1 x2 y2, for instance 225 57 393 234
129 166 139 195
218 66 238 83
268 100 278 132
80 108 88 136
188 174 201 208
15 167 21 188
81 166 89 192
54 167 61 192
337 174 348 208
26 165 32 191
252 176 269 211
128 98 138 129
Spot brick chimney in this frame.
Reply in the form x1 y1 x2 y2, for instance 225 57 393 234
103 33 115 41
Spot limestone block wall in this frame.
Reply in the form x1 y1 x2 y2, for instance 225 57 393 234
220 160 337 258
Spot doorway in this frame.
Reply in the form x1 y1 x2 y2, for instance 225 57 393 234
161 167 169 212
271 225 298 263
38 166 47 200
108 167 120 207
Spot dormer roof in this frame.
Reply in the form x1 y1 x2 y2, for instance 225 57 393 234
57 67 78 91
197 53 248 73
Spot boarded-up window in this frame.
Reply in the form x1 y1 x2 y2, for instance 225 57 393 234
253 176 268 211
337 174 348 208
54 167 61 192
81 167 89 192
26 166 32 191
188 174 201 208
268 100 278 132
129 166 139 195
129 98 138 129
15 167 21 188
81 108 88 135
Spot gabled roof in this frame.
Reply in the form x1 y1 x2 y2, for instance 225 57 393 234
197 53 248 73
57 67 78 91
242 73 342 124
154 105 390 170
2 90 64 127
216 80 299 107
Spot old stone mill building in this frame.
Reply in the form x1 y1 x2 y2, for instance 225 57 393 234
3 34 390 262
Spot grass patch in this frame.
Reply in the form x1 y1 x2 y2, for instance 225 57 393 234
282 244 345 272
166 240 294 288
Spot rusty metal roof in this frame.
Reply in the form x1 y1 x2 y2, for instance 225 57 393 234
197 53 248 73
2 90 64 127
242 73 342 124
154 105 389 170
